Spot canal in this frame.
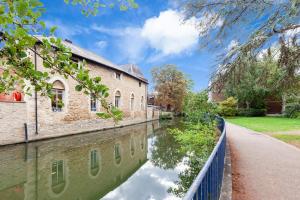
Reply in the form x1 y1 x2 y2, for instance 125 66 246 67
0 120 202 200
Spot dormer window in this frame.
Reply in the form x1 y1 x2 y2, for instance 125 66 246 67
116 72 121 80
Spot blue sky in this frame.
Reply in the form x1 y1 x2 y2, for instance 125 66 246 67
40 0 235 91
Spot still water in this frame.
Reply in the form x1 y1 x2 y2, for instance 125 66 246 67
0 120 194 200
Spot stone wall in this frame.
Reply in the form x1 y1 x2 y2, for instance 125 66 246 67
0 48 160 145
0 102 27 145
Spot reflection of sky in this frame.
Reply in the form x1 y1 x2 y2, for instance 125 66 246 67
102 135 187 200
102 161 180 200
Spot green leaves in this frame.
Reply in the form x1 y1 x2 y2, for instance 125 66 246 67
0 4 5 15
0 0 132 123
16 1 29 17
50 26 57 35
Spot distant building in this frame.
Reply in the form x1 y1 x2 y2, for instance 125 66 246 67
0 38 159 145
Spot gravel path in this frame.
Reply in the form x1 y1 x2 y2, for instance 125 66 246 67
226 122 300 200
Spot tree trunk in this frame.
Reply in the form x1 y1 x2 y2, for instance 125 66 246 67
246 101 250 109
282 94 286 114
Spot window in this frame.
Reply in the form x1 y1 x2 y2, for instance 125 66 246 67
115 91 121 108
114 143 121 164
51 80 65 112
90 150 100 176
141 96 144 110
141 136 145 150
116 72 121 80
51 160 65 194
90 94 97 112
139 82 142 87
130 137 135 156
130 94 134 111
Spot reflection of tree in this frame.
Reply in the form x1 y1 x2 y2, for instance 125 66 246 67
167 123 217 198
151 128 185 170
168 154 209 197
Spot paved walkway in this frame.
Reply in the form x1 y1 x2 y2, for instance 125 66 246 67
226 122 300 200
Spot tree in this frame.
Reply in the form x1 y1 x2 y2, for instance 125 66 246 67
183 90 217 123
151 65 191 113
0 0 136 121
180 0 299 88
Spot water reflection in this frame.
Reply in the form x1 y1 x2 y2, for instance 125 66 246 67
0 120 193 200
51 160 66 194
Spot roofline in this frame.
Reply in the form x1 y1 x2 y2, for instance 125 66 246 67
72 53 149 84
35 39 148 84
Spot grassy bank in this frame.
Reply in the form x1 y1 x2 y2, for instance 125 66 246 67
226 117 300 132
273 134 300 148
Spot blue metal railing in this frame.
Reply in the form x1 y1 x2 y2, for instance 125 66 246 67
183 117 226 200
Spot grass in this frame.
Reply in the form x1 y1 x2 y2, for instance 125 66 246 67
273 134 300 149
226 116 300 133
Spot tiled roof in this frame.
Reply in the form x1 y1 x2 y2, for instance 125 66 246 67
119 64 147 83
35 36 148 83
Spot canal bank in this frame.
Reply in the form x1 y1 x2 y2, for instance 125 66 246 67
0 119 205 200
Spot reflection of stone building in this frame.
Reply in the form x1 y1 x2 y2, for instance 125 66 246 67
0 121 160 199
0 38 160 145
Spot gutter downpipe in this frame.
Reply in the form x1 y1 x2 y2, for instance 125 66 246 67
34 45 38 135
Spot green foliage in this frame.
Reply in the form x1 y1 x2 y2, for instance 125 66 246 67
182 1 299 93
183 90 217 123
285 104 300 118
159 112 173 120
217 97 238 117
0 0 136 122
64 0 138 16
151 127 185 170
168 122 217 197
223 54 282 109
238 108 266 117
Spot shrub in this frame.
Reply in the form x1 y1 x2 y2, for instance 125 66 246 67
284 103 300 118
160 112 173 120
217 97 238 117
238 108 266 117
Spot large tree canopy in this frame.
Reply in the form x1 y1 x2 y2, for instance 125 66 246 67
0 0 136 121
151 64 191 113
180 0 300 89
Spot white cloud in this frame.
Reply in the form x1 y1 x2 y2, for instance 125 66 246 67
45 19 90 39
91 9 204 63
95 40 107 49
141 10 199 55
226 40 239 51
257 43 280 60
92 25 148 62
284 27 300 38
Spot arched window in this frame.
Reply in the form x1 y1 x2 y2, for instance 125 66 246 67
130 93 134 111
115 91 121 108
90 150 100 176
114 143 121 164
141 96 144 110
51 80 65 112
51 160 66 194
90 93 97 112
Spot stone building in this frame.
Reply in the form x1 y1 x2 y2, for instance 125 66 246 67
0 38 159 145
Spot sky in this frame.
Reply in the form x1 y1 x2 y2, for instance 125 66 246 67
39 0 238 91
